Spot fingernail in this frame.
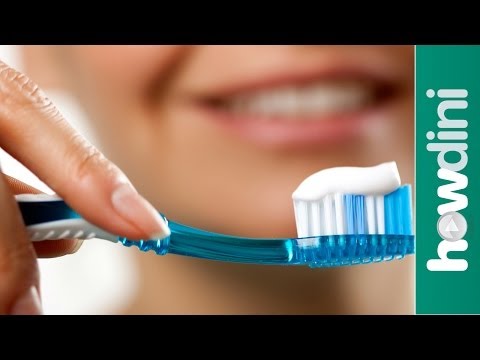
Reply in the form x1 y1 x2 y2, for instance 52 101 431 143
69 240 84 254
11 286 43 315
111 182 170 239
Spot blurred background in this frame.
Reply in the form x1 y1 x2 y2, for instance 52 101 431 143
0 46 138 314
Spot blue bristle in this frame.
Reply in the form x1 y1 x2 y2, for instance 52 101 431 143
406 187 413 233
384 192 396 234
384 185 413 235
342 185 412 236
355 195 365 234
345 195 355 233
399 186 413 234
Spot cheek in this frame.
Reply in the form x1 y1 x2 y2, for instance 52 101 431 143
69 46 184 91
64 46 187 147
65 46 186 122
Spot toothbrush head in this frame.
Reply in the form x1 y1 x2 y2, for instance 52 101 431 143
292 162 412 238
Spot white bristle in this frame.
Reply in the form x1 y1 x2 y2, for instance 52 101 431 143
323 195 334 235
302 201 309 236
365 196 376 234
294 200 308 238
375 195 385 234
334 193 346 235
292 193 344 237
293 192 389 238
310 202 321 236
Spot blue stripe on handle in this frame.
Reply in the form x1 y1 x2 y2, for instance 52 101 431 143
17 200 81 226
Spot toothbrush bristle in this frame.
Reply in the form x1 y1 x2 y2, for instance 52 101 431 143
293 185 412 238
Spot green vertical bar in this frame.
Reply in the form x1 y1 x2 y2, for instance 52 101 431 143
416 45 480 314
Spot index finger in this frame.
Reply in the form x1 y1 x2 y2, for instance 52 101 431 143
0 60 169 240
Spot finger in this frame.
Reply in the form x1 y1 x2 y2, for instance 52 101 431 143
4 174 83 257
33 240 83 258
0 61 169 240
4 173 43 194
0 173 41 314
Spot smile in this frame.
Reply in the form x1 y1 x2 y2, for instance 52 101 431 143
183 67 401 149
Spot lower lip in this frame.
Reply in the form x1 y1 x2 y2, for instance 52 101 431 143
192 102 389 149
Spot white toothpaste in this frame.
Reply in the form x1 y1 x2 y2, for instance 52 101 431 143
292 162 401 202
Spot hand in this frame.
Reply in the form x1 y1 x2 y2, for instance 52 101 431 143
0 60 169 315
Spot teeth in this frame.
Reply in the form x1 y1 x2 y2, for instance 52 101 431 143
226 82 374 118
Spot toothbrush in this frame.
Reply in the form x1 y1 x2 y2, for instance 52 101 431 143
14 162 414 268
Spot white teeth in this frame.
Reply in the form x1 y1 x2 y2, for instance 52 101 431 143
226 82 373 118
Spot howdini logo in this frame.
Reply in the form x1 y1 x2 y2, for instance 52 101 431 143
425 89 469 272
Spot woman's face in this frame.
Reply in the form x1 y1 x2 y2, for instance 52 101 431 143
55 46 414 237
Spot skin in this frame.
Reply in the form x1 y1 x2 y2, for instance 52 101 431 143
3 46 414 314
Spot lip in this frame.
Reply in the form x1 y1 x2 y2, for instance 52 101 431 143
194 104 391 149
179 65 401 149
